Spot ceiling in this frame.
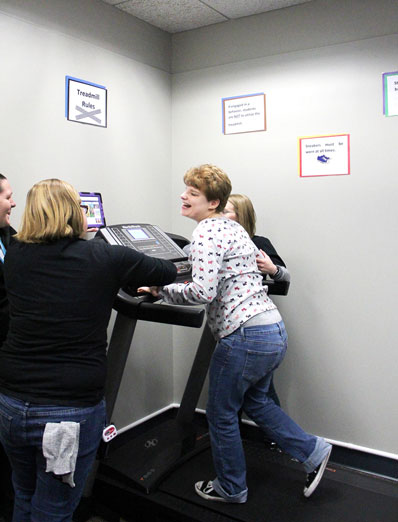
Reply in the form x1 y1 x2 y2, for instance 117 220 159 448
101 0 313 34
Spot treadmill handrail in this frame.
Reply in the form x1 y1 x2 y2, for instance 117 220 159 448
113 289 205 328
263 279 290 296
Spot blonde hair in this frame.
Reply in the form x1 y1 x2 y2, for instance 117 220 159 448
183 164 232 212
16 179 84 243
228 194 256 237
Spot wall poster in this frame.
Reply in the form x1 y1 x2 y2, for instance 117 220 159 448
66 76 107 128
382 71 398 117
299 134 350 178
222 93 266 135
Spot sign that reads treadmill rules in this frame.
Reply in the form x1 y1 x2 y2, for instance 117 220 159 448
66 76 107 128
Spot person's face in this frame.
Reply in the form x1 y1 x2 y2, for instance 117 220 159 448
180 185 219 223
223 200 238 222
0 179 16 228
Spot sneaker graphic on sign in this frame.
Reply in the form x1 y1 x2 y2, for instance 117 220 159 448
317 155 331 163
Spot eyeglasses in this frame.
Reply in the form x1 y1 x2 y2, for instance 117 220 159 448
80 204 89 215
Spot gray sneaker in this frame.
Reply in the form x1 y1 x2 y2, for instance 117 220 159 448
195 480 228 502
195 480 247 504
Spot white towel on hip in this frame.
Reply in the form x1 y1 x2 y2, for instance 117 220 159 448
42 421 80 487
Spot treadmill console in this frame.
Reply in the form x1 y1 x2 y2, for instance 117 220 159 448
98 224 191 280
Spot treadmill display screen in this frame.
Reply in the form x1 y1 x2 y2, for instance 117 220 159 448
99 224 187 261
127 228 150 240
98 223 192 281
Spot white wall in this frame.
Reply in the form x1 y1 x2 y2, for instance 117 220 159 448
171 1 398 455
1 0 171 72
172 0 398 73
1 0 397 457
0 0 174 428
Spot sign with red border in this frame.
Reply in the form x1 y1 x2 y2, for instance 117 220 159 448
299 134 350 178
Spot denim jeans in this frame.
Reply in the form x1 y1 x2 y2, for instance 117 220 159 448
0 393 106 522
206 321 331 502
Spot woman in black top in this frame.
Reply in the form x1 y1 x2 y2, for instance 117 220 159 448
223 194 290 283
0 178 177 522
223 194 290 407
0 173 17 345
0 173 16 519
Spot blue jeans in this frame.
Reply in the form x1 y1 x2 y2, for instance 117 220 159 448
0 393 106 522
206 321 331 502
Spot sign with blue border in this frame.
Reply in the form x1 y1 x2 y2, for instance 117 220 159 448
66 76 107 127
382 71 398 117
222 93 266 135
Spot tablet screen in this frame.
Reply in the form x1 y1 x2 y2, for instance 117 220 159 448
79 192 106 228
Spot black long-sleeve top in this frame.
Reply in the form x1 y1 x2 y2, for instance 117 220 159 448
251 235 286 267
0 226 16 344
0 237 177 406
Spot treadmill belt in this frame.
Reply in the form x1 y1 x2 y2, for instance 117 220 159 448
158 440 398 522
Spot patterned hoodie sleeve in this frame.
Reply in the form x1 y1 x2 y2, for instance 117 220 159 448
159 221 223 305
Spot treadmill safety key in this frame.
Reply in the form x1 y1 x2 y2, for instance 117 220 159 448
102 424 117 442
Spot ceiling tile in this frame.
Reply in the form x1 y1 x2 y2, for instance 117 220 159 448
116 0 227 33
101 0 315 33
204 0 312 19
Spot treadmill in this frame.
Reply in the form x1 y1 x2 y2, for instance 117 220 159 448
95 224 211 494
95 223 289 494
